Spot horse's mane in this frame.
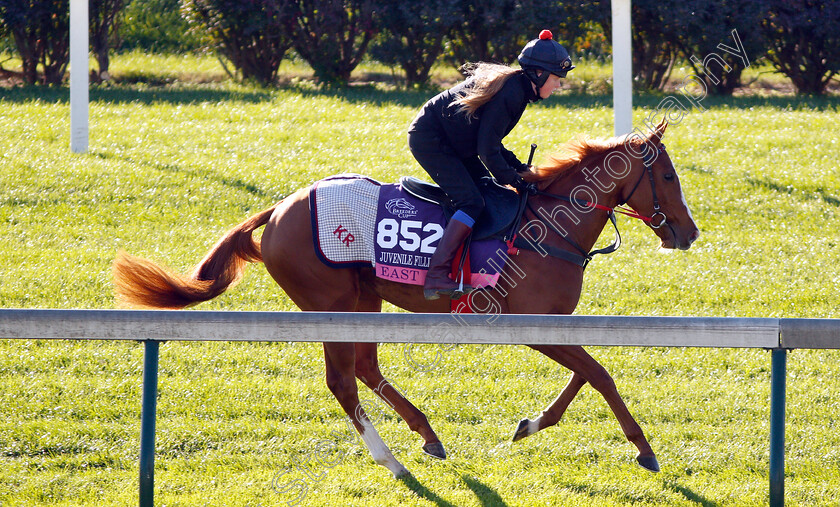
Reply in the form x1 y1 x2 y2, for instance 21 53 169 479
525 134 643 185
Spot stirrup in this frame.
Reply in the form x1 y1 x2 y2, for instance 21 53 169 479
423 283 475 301
450 285 475 300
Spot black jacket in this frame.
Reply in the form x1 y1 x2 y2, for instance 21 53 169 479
408 71 540 185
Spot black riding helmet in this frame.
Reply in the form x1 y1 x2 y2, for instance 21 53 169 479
518 29 574 89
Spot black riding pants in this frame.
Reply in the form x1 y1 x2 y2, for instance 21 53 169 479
407 129 486 222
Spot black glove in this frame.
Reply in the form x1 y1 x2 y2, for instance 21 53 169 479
511 174 537 194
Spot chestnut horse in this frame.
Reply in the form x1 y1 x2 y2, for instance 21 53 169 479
113 120 699 478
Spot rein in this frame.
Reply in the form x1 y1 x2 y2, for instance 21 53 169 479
506 143 669 268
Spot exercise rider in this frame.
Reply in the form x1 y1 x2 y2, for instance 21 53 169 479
407 29 575 300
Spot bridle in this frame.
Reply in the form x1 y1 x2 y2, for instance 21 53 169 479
620 142 669 229
507 142 671 268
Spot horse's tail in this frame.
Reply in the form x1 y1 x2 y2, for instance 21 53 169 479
112 204 278 309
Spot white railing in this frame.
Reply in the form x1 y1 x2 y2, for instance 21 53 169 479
2 309 837 507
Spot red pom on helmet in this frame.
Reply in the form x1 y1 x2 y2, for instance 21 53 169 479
539 29 553 40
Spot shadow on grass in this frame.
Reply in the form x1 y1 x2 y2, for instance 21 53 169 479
89 151 275 200
461 475 511 507
294 85 431 108
398 474 457 507
558 476 671 504
679 163 715 176
629 93 840 112
2 82 838 111
398 473 511 507
0 84 274 105
664 480 721 507
746 176 840 207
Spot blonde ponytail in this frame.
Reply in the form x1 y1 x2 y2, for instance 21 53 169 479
453 63 522 118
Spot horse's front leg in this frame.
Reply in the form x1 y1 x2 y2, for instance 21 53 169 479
524 344 659 472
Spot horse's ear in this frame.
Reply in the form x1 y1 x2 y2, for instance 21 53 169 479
648 119 668 146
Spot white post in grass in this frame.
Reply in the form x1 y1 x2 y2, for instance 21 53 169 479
69 0 89 153
611 0 633 136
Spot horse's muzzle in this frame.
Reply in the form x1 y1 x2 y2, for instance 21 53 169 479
661 226 700 250
678 228 701 250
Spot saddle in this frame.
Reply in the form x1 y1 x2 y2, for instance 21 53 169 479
399 176 522 241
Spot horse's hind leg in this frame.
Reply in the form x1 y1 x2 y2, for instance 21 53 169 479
259 194 408 476
352 292 445 459
512 372 586 442
324 341 409 478
354 344 446 459
526 345 659 472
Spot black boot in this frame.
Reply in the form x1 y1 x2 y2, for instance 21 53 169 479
423 219 474 300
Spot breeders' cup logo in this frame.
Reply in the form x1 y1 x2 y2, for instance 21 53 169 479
385 198 418 218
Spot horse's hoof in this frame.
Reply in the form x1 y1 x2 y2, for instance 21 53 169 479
422 442 447 460
389 465 411 478
636 454 660 473
512 418 532 442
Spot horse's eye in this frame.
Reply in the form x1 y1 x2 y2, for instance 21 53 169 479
663 173 675 182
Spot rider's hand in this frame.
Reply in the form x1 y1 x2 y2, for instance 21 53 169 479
511 175 537 194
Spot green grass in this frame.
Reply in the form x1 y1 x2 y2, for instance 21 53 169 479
1 52 839 506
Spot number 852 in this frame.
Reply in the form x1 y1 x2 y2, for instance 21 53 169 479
376 219 444 254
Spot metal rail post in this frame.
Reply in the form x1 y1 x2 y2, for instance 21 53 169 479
139 340 160 507
69 0 89 153
769 348 787 507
